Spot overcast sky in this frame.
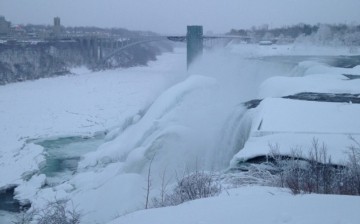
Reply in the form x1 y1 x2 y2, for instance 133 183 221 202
1 0 360 34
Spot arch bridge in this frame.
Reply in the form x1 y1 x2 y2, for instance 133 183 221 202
70 26 250 69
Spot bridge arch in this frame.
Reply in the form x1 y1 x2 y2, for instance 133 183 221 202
99 26 249 69
101 37 171 64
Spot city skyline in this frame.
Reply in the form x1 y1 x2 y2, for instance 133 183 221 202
1 0 360 34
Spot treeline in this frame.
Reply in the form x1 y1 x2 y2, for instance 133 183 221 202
24 24 134 35
12 24 158 40
228 23 360 46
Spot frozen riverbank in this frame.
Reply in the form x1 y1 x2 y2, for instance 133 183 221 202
0 48 187 223
1 43 359 223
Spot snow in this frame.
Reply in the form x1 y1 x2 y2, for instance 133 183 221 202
108 186 360 224
14 174 46 204
231 48 360 166
230 43 359 57
231 133 357 165
0 48 185 186
63 49 287 222
259 62 360 98
0 143 45 187
0 211 17 223
1 43 360 223
71 173 145 223
231 62 360 165
260 74 360 98
0 48 186 223
70 66 92 75
252 98 360 135
232 45 360 165
231 98 360 164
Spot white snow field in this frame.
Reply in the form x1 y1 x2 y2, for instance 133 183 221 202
0 44 359 223
109 186 360 224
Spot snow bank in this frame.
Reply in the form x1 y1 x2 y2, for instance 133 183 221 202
232 98 360 164
253 98 360 134
233 52 360 165
231 133 357 165
0 143 45 188
14 174 46 204
259 74 360 98
70 66 92 75
260 61 360 97
230 43 358 57
71 173 145 224
108 186 360 224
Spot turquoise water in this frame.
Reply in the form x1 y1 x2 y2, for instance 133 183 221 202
35 133 105 185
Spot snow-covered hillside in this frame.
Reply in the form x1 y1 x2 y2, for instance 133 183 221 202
109 186 360 224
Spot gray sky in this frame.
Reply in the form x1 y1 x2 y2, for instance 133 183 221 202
1 0 360 34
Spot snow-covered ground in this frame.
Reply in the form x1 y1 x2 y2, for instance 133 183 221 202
109 186 360 224
0 48 186 187
232 55 360 166
231 43 359 57
1 43 359 223
0 48 187 223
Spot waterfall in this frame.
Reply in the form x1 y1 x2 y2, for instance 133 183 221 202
79 49 296 179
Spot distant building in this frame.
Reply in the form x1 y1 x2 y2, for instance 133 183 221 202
259 40 273 46
0 16 11 36
53 17 61 36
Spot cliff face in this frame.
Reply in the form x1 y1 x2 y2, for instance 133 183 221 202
0 40 172 85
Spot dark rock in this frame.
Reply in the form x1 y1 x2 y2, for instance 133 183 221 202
242 92 360 110
284 92 360 104
0 186 31 213
242 99 262 109
343 74 360 80
0 39 172 85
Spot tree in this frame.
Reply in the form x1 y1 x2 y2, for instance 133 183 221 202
144 154 156 209
152 170 222 208
13 199 81 224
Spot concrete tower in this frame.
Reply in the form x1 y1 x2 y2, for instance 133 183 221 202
53 17 61 37
187 25 203 69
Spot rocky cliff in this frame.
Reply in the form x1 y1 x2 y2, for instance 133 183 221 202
0 39 172 85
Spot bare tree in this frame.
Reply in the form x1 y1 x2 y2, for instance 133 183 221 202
152 168 222 207
345 136 360 194
13 199 81 224
144 154 156 209
268 143 285 187
159 168 171 206
271 137 360 196
12 209 36 224
151 168 172 208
